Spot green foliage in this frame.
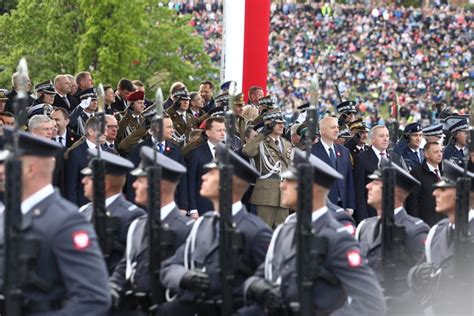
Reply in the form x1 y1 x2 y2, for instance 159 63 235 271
0 0 217 98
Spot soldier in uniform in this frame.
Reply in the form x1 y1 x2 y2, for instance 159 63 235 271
0 128 111 314
166 87 197 147
355 161 429 313
159 143 273 315
422 124 444 146
400 122 424 171
408 160 474 314
443 118 469 167
243 149 386 315
242 108 292 228
69 87 98 136
344 118 370 163
234 93 248 141
78 148 146 273
116 90 146 144
336 100 357 130
109 147 193 315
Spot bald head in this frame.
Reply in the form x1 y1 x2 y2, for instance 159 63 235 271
320 116 339 143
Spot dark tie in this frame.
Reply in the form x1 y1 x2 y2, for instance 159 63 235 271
58 136 64 146
109 143 115 149
194 112 199 118
447 226 455 245
434 169 440 181
63 96 70 108
157 143 164 154
460 149 465 157
329 147 337 169
415 151 421 163
379 152 385 165
275 139 282 153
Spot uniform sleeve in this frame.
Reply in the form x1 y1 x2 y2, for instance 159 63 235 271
160 242 189 291
242 134 265 158
186 149 199 211
407 221 429 262
250 227 273 268
353 154 368 220
53 213 111 314
110 256 127 290
329 234 387 315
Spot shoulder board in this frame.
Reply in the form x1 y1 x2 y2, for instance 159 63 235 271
335 208 345 213
128 204 138 211
186 219 195 226
336 226 350 234
414 220 424 226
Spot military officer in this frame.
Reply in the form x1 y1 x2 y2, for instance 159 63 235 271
159 143 273 315
0 128 111 314
336 100 358 130
422 123 444 146
166 87 197 147
400 122 424 171
79 148 146 273
69 87 98 136
109 147 193 315
242 108 292 228
116 90 146 143
408 160 474 315
355 160 429 313
443 118 469 167
344 118 370 163
243 149 386 315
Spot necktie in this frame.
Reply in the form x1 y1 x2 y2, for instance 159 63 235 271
379 152 385 165
275 139 281 153
157 143 164 154
415 151 421 163
109 143 115 149
434 169 440 181
329 147 337 169
447 226 455 245
194 112 199 118
58 136 64 146
63 96 70 108
459 149 465 157
211 145 216 158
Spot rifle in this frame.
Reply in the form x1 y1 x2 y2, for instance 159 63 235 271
390 92 400 147
293 74 319 316
380 161 406 297
218 81 243 315
452 96 474 312
91 84 119 260
147 87 175 308
3 58 29 316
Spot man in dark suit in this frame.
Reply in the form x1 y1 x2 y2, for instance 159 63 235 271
311 116 356 213
111 78 135 113
187 116 226 217
406 142 445 226
127 115 188 211
51 107 80 148
66 116 112 206
199 80 215 113
5 71 35 113
53 74 79 112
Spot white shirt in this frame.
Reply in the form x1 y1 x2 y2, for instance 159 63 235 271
207 140 216 159
232 201 243 216
177 110 187 123
85 138 98 149
394 206 404 216
105 193 121 208
312 206 328 222
161 201 177 221
21 184 55 215
320 139 335 157
426 161 440 173
56 130 67 146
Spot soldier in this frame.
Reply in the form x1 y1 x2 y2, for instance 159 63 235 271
159 143 272 315
336 100 357 130
408 160 474 314
234 93 247 141
243 108 292 228
244 149 386 315
69 87 98 136
79 148 146 273
0 128 111 314
166 87 197 147
422 123 444 146
355 161 429 313
116 90 146 143
399 122 424 171
443 118 469 167
344 118 370 162
109 147 193 315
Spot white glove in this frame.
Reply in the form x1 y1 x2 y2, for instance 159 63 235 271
79 97 92 109
109 282 121 308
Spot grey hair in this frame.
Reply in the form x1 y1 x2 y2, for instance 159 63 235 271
28 114 52 131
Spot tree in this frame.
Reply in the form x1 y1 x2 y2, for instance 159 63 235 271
0 0 217 97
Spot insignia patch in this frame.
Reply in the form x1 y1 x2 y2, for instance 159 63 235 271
72 230 90 250
347 250 362 268
345 224 356 236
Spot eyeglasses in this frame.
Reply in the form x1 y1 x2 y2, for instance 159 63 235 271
106 125 119 129
38 127 55 132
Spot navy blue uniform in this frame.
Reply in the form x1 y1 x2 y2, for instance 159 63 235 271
443 143 465 167
401 146 424 171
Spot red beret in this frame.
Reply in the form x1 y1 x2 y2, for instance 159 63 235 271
127 90 144 102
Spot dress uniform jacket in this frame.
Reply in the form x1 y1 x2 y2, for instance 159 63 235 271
69 106 94 136
244 209 386 315
79 194 146 273
160 206 272 308
356 208 429 295
344 136 369 163
242 133 292 208
116 112 145 144
443 143 465 167
166 107 197 146
0 189 111 315
110 205 193 296
327 200 356 235
401 146 424 171
405 160 445 226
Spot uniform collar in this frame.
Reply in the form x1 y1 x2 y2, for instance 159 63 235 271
312 206 328 222
105 193 121 207
85 138 97 149
21 184 55 215
232 201 243 216
161 201 176 220
394 206 404 216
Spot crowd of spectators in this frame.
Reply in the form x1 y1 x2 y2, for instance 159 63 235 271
178 2 472 127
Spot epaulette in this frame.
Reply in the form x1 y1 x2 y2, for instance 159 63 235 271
128 204 138 212
78 202 92 213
